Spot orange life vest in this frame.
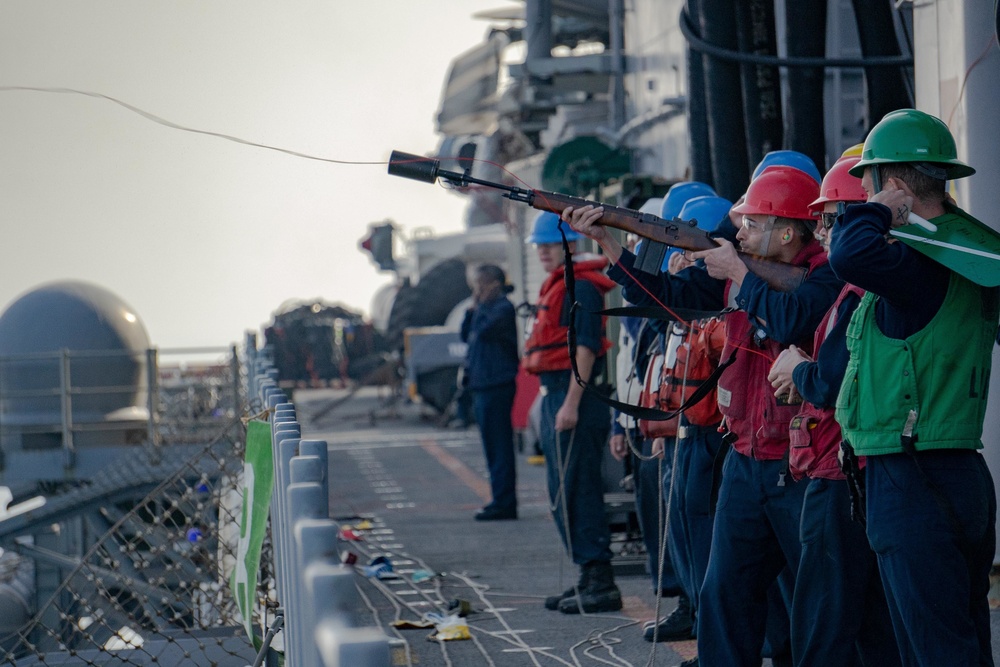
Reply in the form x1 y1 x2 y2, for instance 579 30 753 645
638 317 726 439
523 257 614 374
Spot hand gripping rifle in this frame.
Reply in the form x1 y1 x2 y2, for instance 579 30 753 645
388 150 807 292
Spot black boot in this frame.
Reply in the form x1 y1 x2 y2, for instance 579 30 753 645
558 561 622 614
643 592 694 641
544 567 588 610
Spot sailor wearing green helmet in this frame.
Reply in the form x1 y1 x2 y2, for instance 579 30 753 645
829 108 999 667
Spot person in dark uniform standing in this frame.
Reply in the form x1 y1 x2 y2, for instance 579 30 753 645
767 149 899 667
829 109 999 667
523 211 621 615
565 165 842 666
461 264 520 521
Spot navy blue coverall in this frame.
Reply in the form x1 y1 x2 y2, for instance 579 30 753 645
829 202 998 667
613 317 682 596
538 281 614 565
461 294 520 513
787 282 900 667
609 248 842 666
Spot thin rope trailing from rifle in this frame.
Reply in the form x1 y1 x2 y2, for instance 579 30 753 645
0 86 393 164
7 83 780 358
6 85 788 369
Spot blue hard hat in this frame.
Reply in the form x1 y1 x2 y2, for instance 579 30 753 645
661 181 717 219
526 211 582 244
752 150 822 185
678 195 734 232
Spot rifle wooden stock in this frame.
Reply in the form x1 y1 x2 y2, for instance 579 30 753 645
526 190 807 293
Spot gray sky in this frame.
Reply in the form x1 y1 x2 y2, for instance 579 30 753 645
0 1 514 350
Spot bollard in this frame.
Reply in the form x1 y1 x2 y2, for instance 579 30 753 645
286 484 329 666
315 622 391 667
271 433 300 620
299 440 329 486
292 521 342 665
304 560 359 627
266 391 288 411
290 455 323 485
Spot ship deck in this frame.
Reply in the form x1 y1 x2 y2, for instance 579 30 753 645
294 385 1000 667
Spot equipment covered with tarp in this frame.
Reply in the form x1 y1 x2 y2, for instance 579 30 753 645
264 301 387 385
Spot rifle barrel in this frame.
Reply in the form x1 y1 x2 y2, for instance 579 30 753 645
388 148 807 292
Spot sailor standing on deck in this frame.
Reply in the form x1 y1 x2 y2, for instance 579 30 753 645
523 211 622 614
564 164 842 667
767 148 900 667
461 264 520 521
829 109 999 667
641 193 733 647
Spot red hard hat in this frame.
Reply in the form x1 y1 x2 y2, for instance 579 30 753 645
809 156 867 212
732 165 820 221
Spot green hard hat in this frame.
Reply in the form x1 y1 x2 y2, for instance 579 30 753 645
849 108 975 180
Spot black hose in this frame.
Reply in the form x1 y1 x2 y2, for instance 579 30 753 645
734 0 783 169
679 7 913 68
686 0 714 185
851 0 914 128
784 0 827 169
694 0 750 201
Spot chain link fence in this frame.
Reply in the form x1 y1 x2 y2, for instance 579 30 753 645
0 347 260 666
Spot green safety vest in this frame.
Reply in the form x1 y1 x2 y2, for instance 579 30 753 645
836 269 999 456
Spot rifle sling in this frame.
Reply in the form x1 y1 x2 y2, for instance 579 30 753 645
555 232 734 422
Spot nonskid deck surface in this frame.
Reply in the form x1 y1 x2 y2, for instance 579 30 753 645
295 386 1000 666
296 386 694 667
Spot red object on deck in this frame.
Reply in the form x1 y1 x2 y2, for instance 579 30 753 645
511 367 539 430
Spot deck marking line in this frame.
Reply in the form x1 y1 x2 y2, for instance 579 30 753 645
419 438 492 503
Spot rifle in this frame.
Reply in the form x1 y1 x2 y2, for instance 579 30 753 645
388 150 807 292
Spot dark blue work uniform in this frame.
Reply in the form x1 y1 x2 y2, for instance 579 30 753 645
830 202 998 667
610 248 842 667
664 416 726 629
788 284 900 667
613 317 681 595
461 294 520 513
539 280 614 565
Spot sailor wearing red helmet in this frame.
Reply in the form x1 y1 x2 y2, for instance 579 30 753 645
768 147 900 667
564 162 842 667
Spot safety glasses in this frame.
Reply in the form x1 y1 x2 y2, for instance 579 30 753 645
740 215 775 232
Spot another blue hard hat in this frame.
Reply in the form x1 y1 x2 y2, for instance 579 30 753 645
526 211 582 244
661 181 717 219
752 150 822 185
678 195 734 232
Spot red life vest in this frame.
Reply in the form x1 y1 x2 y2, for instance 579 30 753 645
716 241 828 460
638 317 726 439
523 256 615 374
788 283 866 480
638 340 678 438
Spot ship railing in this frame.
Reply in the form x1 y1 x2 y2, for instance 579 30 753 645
245 341 391 667
0 346 242 474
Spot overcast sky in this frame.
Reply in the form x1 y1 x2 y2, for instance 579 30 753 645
0 1 515 351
